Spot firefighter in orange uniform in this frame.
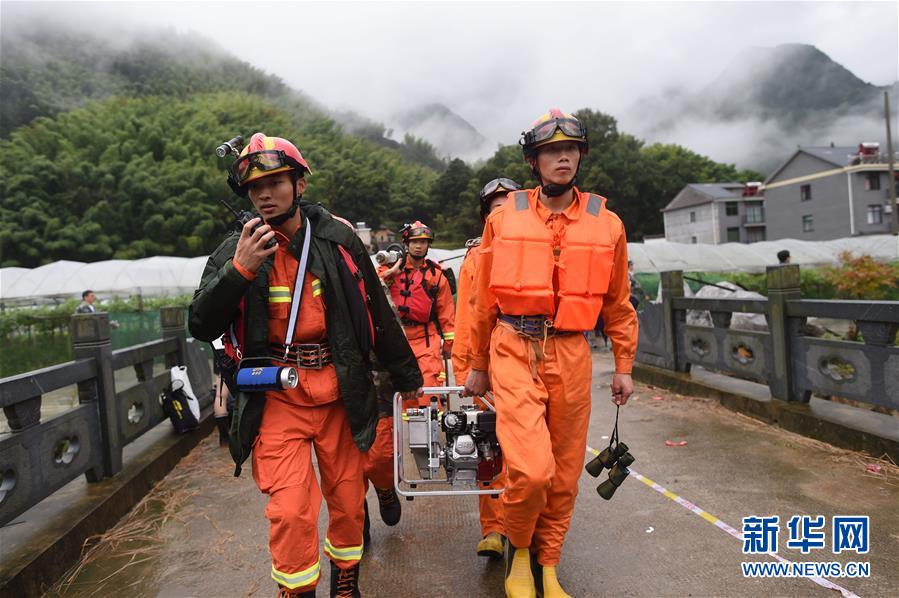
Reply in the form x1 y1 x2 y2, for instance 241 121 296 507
190 133 422 598
464 110 638 598
452 177 521 560
379 221 455 404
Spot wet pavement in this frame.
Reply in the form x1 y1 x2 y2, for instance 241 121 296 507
46 350 899 597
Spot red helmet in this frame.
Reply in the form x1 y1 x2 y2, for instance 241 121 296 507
227 132 312 196
402 221 434 243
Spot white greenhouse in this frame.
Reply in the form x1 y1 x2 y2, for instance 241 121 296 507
1 236 896 306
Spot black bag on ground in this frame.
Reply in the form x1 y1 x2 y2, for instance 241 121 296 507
160 379 199 433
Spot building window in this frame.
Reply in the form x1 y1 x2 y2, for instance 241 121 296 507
725 203 738 216
691 236 698 244
864 173 881 191
802 215 814 232
867 205 883 225
726 227 740 242
746 229 766 243
745 204 765 224
800 184 812 201
690 211 696 223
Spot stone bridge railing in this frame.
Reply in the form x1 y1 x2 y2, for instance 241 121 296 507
636 265 898 412
0 307 212 526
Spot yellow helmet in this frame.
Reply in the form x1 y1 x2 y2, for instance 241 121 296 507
520 108 588 158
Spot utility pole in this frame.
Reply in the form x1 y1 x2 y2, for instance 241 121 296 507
886 91 898 235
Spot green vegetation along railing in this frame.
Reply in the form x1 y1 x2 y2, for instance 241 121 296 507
636 265 899 411
0 307 213 527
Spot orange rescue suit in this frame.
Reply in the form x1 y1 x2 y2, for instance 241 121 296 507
240 233 365 592
451 240 505 538
468 188 638 566
379 260 455 400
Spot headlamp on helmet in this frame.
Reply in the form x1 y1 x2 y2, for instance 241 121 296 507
227 133 312 197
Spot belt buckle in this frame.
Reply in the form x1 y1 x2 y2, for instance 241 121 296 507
522 316 542 337
295 343 324 370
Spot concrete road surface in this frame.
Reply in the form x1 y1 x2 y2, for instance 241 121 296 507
47 350 899 597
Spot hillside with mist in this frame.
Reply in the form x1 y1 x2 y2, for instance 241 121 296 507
0 22 446 171
630 44 897 171
391 103 496 162
1 20 765 267
0 26 297 136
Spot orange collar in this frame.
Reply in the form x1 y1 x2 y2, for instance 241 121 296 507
534 188 583 223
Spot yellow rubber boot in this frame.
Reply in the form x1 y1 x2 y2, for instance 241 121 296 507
541 566 572 598
477 532 504 559
505 547 537 598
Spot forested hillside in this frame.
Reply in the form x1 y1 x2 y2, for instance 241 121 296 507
0 24 761 267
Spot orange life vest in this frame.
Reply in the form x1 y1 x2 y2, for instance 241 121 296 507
489 190 616 331
390 260 442 324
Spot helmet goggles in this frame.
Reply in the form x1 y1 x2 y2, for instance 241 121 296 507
479 177 522 200
523 117 587 148
230 149 298 185
402 222 434 242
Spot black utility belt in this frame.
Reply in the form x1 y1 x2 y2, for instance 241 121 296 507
271 341 333 369
399 317 429 327
498 314 577 338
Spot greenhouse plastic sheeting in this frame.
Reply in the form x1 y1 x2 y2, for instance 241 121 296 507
0 250 469 306
2 236 895 304
629 235 898 274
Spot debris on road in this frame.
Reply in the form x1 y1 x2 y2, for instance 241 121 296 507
665 440 688 447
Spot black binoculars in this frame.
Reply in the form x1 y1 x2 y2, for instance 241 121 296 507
585 441 635 501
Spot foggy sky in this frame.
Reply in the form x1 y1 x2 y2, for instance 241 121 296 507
4 1 898 165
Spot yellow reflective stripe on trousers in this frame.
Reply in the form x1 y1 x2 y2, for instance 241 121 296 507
312 278 323 297
324 537 364 561
443 331 455 341
271 560 321 589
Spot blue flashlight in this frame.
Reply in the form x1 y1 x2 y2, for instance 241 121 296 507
235 366 299 392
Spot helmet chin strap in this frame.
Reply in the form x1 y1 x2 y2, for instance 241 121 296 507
542 178 577 197
263 196 301 226
532 165 578 198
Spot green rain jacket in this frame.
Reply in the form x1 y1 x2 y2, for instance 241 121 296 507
189 203 422 476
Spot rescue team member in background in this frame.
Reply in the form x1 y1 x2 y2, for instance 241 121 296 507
378 221 455 402
452 177 521 561
189 133 422 598
464 110 638 598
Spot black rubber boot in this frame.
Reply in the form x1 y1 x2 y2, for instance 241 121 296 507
215 415 230 446
374 486 401 526
363 500 371 549
330 561 361 598
531 550 544 598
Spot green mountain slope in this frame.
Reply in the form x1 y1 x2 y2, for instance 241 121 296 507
0 23 765 267
0 92 439 267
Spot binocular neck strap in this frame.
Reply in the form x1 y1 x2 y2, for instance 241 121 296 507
609 405 620 449
282 221 313 361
